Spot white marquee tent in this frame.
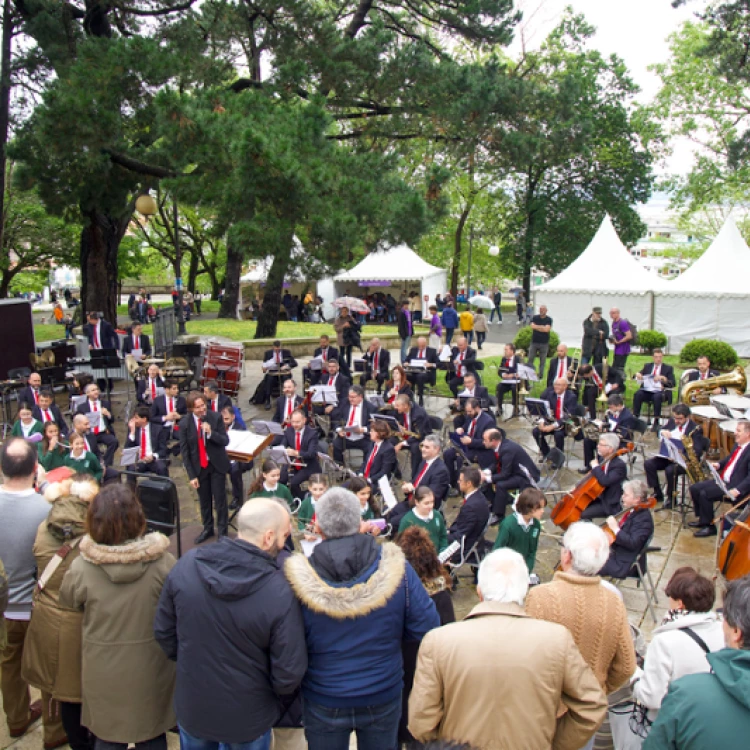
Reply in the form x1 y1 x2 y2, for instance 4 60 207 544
655 217 750 355
534 215 668 346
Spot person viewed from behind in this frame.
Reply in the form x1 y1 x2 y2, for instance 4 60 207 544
527 304 552 379
441 301 459 346
458 307 474 345
408 549 607 749
643 574 750 749
472 308 488 350
428 305 443 351
0 438 63 746
59 483 176 750
492 487 546 573
22 475 100 750
284 487 440 750
154 498 307 750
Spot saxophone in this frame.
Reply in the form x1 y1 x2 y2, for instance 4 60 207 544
682 428 710 484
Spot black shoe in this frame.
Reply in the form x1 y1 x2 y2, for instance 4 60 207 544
264 400 272 411
687 520 704 528
578 468 589 475
194 528 215 544
229 497 241 511
694 526 717 538
650 423 660 433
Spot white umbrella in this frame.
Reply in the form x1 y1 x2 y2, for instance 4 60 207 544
468 294 494 310
333 296 370 314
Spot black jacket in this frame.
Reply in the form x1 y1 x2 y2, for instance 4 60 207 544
362 348 391 378
84 319 119 350
659 419 707 459
600 509 654 578
319 372 351 402
154 538 307 744
283 426 321 472
136 376 166 404
487 439 540 486
124 423 169 459
150 394 187 426
17 386 41 408
313 345 339 362
273 395 304 425
448 489 489 553
450 346 477 377
411 458 451 508
455 410 496 453
686 369 720 383
406 346 439 366
539 387 578 423
639 362 676 390
546 356 575 388
32 404 69 437
397 309 412 340
179 410 230 478
718 443 750 496
121 332 152 357
396 404 429 448
456 385 490 409
264 349 298 370
360 440 397 484
602 407 637 441
75 398 114 434
205 393 233 414
591 455 628 515
331 399 377 430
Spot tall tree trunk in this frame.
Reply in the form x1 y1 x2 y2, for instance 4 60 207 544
219 243 242 318
451 203 471 298
209 271 220 301
0 269 12 298
187 248 199 293
522 208 537 298
0 0 13 258
255 236 293 339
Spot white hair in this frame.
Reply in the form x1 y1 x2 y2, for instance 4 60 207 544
598 432 620 452
562 522 610 576
623 478 648 500
477 549 529 605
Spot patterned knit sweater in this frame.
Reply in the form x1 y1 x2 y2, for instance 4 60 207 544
525 570 636 694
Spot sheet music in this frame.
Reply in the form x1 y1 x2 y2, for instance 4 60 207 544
308 355 324 371
408 359 427 369
227 430 271 456
86 411 101 429
268 446 291 465
642 374 663 393
71 395 87 410
120 446 140 466
263 358 281 370
519 464 541 490
310 385 338 404
251 420 285 436
708 461 732 499
132 348 143 361
368 394 385 408
458 388 471 397
439 345 452 362
516 364 539 382
439 540 460 563
652 437 686 468
378 476 398 510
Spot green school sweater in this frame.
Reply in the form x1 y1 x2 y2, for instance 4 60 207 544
63 450 103 482
493 513 541 572
249 483 295 509
398 509 449 553
11 420 43 438
37 444 67 471
297 495 316 530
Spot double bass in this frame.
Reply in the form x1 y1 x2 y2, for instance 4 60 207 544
550 444 633 530
717 499 750 581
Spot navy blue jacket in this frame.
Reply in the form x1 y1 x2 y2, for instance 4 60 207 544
441 307 459 329
485 438 540 486
154 538 307 744
591 455 628 515
448 489 490 553
599 508 654 578
411 457 451 508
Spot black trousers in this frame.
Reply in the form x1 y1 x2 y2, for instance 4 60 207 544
633 389 671 420
496 383 518 411
95 432 119 467
197 465 228 535
263 372 292 401
581 499 609 520
125 459 168 481
448 376 466 397
612 353 629 372
491 476 527 517
407 371 435 404
644 456 685 500
230 460 254 502
533 426 565 456
281 463 319 498
689 479 728 527
61 701 94 750
360 370 387 392
332 435 372 464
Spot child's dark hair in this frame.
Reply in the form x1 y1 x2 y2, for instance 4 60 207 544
516 488 546 516
248 459 280 495
343 477 379 516
411 485 435 507
308 473 328 488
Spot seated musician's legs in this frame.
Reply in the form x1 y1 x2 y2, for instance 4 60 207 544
375 372 387 394
97 433 119 467
493 477 524 519
583 437 597 468
644 456 669 500
652 392 666 420
409 443 421 480
412 374 428 405
332 434 346 463
289 465 316 499
664 464 683 506
552 427 565 453
449 377 464 397
151 459 169 477
632 389 651 419
262 374 275 403
580 499 608 521
689 480 723 531
532 427 550 457
443 447 460 487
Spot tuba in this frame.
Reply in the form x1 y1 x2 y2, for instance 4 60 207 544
681 366 747 407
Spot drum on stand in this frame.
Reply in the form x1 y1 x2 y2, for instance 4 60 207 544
691 405 727 460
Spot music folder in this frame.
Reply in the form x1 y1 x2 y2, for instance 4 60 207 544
525 398 551 418
308 356 324 371
368 394 386 408
227 430 274 462
310 385 338 405
268 446 291 465
120 446 140 466
517 364 539 382
408 359 427 369
378 476 398 510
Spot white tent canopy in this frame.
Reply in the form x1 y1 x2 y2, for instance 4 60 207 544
655 217 750 355
534 215 667 347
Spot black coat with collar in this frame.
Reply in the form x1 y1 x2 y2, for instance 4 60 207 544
32 404 69 437
539 387 578 422
448 489 490 553
205 393 233 415
604 407 637 440
396 403 429 445
360 440 397 484
136 376 166 404
84 319 119 350
718 443 750 496
450 346 477 376
457 385 490 408
362 348 391 377
124 423 169 459
487 439 540 485
686 369 720 383
150 394 188 426
273 394 305 425
320 372 351 402
411 457 451 507
314 345 340 362
17 386 41 408
331 399 377 429
121 332 152 357
283 426 321 471
602 508 654 579
546 356 575 388
74 430 99 455
456 410 496 453
75 398 115 432
397 309 412 340
659 418 707 459
178 410 230 478
639 362 676 389
590 455 627 515
406 346 439 365
263 349 298 370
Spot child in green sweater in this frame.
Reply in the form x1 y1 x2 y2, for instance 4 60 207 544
343 477 382 536
297 474 329 537
247 459 295 508
398 486 448 553
493 488 546 572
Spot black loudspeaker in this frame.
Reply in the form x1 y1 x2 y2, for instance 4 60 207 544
0 300 35 380
136 475 179 538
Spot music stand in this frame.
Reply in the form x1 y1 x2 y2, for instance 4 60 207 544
90 348 120 400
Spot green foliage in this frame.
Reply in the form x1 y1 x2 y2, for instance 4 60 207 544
513 326 560 353
9 270 47 295
680 339 738 370
637 329 668 353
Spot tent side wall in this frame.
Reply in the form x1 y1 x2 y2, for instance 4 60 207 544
421 271 448 318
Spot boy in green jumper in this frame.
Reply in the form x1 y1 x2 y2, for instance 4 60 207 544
492 487 546 572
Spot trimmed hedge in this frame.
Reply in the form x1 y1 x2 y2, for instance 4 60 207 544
679 339 739 370
637 329 667 353
514 326 561 353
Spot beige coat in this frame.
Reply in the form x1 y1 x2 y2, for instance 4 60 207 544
408 601 607 750
60 532 176 743
526 571 636 694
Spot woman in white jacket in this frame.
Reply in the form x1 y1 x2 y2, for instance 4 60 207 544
632 566 724 718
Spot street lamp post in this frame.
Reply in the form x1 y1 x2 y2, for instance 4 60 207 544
173 198 186 336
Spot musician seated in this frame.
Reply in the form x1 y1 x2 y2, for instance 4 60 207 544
303 334 339 386
261 339 298 409
632 349 675 430
17 371 42 410
75 383 119 467
405 336 439 407
280 408 322 499
545 343 576 389
644 403 704 508
382 365 413 408
447 337 478 397
273 378 304 427
451 372 490 429
136 363 165 404
121 322 151 361
360 337 390 393
393 394 429 478
684 354 723 396
689 419 750 537
581 394 636 472
330 385 375 464
599 479 655 578
32 389 69 438
124 406 169 481
495 343 520 417
579 432 628 521
579 363 624 418
150 379 187 433
220 405 255 509
203 381 232 414
480 428 540 525
447 466 490 563
360 420 397 486
532 378 578 460
400 434 451 510
444 398 496 488
318 359 351 415
11 403 43 440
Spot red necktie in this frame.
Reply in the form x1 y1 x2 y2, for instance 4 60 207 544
468 418 477 437
654 365 660 378
556 396 562 420
44 410 51 422
348 407 356 426
135 335 139 350
374 350 379 372
92 402 100 434
496 451 502 472
169 397 174 414
295 431 302 452
94 327 100 348
151 380 156 400
33 390 39 405
211 399 216 412
419 349 424 359
723 446 741 480
405 413 410 431
197 419 208 469
558 360 565 379
621 510 633 526
701 372 706 380
287 399 293 419
413 463 428 487
329 376 335 386
276 351 281 365
322 348 327 360
140 429 147 460
459 351 465 376
84 437 91 452
364 444 379 478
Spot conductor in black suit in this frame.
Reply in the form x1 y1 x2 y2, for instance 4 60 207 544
280 409 322 498
632 349 675 430
360 337 391 393
123 406 169 480
580 432 628 520
179 390 230 544
121 322 152 359
447 337 478 397
532 378 578 459
262 340 298 409
405 336 439 406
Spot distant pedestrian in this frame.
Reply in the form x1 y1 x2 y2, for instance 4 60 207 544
490 288 502 324
458 307 474 345
527 304 552 379
398 299 414 363
473 308 488 350
441 302 458 346
428 305 443 350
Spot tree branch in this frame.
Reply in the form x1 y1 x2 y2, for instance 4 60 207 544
103 148 178 178
345 0 374 39
117 1 195 18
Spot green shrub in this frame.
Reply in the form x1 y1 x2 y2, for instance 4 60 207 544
679 339 739 370
513 326 561 353
637 329 667 353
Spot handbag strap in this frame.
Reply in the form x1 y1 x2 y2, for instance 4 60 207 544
679 625 711 655
37 536 82 592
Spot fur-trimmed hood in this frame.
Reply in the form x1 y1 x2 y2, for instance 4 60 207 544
43 478 100 542
285 541 406 620
80 532 170 583
44 477 99 504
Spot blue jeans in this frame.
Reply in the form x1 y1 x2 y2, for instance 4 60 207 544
178 726 271 750
445 327 455 346
490 305 502 321
400 336 411 363
303 697 401 750
463 330 474 345
476 331 486 349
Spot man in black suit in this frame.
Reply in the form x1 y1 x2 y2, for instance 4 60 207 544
75 383 119 466
33 390 69 438
360 337 391 393
532 378 578 459
121 322 152 360
684 355 723 395
644 403 704 507
330 385 376 464
319 359 351 416
261 340 298 409
495 343 521 417
84 311 118 351
179 390 230 544
480 428 540 524
203 381 233 414
448 465 490 559
280 409 322 498
599 478 655 578
392 394 430 478
150 380 187 430
443 398 496 487
123 406 169 480
405 336 439 406
632 349 676 430
581 394 636 470
397 299 414 363
400 434 451 510
17 372 42 409
545 343 576 389
450 371 490 429
273 378 304 426
689 419 750 537
580 432 628 520
222 405 254 509
447 337 478 397
136 364 166 404
303 335 339 386
360 420 397 485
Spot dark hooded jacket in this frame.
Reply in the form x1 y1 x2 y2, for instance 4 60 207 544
154 537 307 744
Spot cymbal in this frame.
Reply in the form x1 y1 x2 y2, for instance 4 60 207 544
142 357 165 364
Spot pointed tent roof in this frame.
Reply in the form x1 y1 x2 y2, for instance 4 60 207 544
334 244 444 282
537 215 667 294
661 217 750 296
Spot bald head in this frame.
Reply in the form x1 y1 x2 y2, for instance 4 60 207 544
237 497 291 554
0 437 37 486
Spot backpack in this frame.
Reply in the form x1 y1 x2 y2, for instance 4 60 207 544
627 320 639 345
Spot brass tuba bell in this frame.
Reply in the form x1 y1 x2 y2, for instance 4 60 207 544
681 365 748 406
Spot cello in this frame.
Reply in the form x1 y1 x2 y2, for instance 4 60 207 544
601 497 657 544
716 499 750 581
550 444 633 530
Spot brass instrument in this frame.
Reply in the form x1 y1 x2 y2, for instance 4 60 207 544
681 366 747 407
681 427 710 484
597 358 610 407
